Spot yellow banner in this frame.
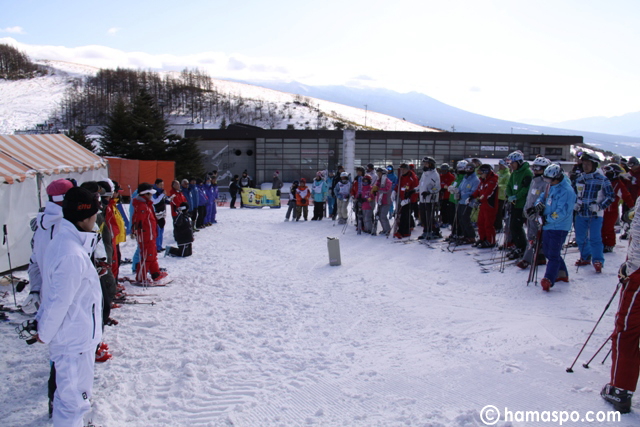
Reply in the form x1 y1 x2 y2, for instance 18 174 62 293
240 188 281 208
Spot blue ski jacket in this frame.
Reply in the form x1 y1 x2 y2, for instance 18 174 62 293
459 173 480 205
537 176 576 231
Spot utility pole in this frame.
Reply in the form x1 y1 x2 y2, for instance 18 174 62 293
364 104 368 128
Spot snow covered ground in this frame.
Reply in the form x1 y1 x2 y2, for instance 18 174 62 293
1 204 639 427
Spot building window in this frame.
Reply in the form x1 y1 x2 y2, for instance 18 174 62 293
546 147 563 156
531 146 542 155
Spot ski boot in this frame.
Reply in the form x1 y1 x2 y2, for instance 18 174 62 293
601 384 632 413
575 258 592 266
541 278 552 292
603 246 614 253
593 261 603 273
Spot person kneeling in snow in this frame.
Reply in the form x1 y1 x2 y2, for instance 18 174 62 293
165 203 194 257
36 187 103 427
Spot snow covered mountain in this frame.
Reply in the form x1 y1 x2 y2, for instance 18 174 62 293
242 80 640 157
2 60 640 157
0 61 436 137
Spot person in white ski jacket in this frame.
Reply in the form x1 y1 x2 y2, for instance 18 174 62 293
25 179 75 315
418 157 441 239
37 186 103 427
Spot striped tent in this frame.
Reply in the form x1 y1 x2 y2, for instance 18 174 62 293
0 134 106 180
0 134 109 273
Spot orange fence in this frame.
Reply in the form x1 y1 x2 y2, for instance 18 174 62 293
106 157 175 197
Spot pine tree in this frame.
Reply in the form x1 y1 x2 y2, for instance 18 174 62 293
130 89 170 160
99 98 134 157
167 134 205 179
65 126 93 151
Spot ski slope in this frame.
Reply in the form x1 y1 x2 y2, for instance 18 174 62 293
0 203 638 426
0 60 436 135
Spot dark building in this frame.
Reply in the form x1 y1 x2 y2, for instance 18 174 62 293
187 126 581 187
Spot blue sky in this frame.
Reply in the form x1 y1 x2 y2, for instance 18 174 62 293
2 0 639 123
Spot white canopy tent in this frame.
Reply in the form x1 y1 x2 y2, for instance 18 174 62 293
0 134 108 273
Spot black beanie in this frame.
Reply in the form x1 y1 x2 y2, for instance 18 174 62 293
63 187 100 223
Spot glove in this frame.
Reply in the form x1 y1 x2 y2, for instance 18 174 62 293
507 195 517 203
371 185 379 192
465 197 472 205
421 191 429 198
447 185 458 193
619 263 630 284
400 199 409 207
589 202 601 213
526 202 545 217
574 200 583 211
21 291 40 315
96 260 110 277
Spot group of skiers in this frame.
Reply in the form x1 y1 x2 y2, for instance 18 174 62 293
277 152 640 415
22 170 221 426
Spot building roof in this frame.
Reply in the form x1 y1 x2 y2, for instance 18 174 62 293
0 134 107 184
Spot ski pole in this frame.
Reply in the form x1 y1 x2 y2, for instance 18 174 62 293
2 225 17 307
567 281 622 373
582 336 611 369
601 347 612 365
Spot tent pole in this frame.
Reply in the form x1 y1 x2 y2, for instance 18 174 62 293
36 173 43 210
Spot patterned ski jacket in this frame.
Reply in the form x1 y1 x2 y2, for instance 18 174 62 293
605 178 635 215
574 171 615 217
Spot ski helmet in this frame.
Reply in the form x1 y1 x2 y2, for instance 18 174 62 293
603 163 623 180
507 151 524 163
376 167 387 174
340 172 349 179
478 164 493 174
627 156 639 167
580 152 600 167
440 163 450 172
422 156 436 171
456 160 468 171
363 175 372 183
543 163 564 181
532 157 551 168
464 162 476 173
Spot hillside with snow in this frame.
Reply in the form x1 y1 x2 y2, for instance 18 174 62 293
0 60 437 136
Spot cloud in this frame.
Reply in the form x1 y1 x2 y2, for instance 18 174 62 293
0 37 332 86
227 57 247 71
0 26 26 34
107 27 121 36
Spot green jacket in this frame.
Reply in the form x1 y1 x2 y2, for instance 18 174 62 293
497 168 511 201
505 162 533 209
449 173 465 204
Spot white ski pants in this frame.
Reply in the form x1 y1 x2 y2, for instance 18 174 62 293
51 350 95 427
